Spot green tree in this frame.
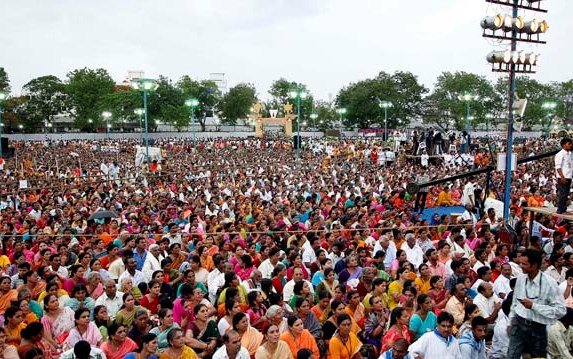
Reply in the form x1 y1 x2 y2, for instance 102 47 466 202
142 76 186 131
336 71 427 129
0 67 10 93
66 68 115 131
312 100 337 131
555 79 573 122
495 76 555 130
220 83 257 125
1 96 29 133
22 75 68 132
425 71 500 130
267 78 313 126
177 76 222 131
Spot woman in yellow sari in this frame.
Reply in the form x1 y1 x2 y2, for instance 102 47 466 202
255 324 293 359
158 328 198 359
233 312 263 357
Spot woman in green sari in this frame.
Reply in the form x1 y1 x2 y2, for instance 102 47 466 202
149 308 179 349
184 303 220 358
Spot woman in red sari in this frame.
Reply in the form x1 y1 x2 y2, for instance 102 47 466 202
381 307 412 353
100 323 138 359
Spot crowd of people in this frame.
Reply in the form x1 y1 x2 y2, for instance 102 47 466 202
0 134 570 359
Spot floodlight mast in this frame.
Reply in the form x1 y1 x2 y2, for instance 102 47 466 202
482 0 549 220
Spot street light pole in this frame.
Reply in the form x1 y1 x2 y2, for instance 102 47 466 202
131 79 159 166
379 101 392 141
542 101 557 141
0 91 5 159
102 111 112 139
185 98 200 149
289 89 308 160
459 93 479 153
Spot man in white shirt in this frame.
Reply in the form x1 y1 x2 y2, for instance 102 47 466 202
461 179 475 206
258 247 281 279
117 257 146 287
302 236 320 269
283 267 314 302
493 263 512 299
408 312 462 358
491 301 511 359
213 330 250 359
374 234 396 271
209 261 233 304
142 244 163 281
473 282 502 324
554 138 573 214
401 233 424 269
94 280 124 319
459 204 477 227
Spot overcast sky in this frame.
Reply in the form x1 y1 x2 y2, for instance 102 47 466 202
1 0 572 101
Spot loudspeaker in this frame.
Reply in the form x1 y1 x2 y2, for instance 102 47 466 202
0 137 14 158
293 135 301 149
142 139 155 146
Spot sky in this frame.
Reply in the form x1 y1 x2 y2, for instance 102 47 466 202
1 0 572 101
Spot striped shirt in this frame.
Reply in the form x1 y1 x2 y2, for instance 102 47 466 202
510 271 567 325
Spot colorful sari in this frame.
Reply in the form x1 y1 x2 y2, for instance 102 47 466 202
280 329 320 359
240 325 264 357
0 289 18 314
101 338 139 359
158 345 198 359
255 340 294 359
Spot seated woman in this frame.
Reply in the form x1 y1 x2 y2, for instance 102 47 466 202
64 284 95 314
115 293 146 328
255 324 293 359
140 280 162 316
101 323 139 359
328 314 362 359
149 308 179 350
280 316 319 359
158 327 198 359
124 332 159 359
233 312 263 357
184 303 220 357
3 306 26 346
64 307 103 350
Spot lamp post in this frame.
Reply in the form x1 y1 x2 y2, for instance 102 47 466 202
131 79 159 165
309 113 318 143
541 101 557 140
185 98 200 149
289 89 308 160
458 93 479 153
0 91 5 159
134 108 144 132
336 108 347 132
379 101 392 141
102 111 112 138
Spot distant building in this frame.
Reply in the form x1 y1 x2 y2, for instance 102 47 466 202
209 73 227 95
120 70 145 86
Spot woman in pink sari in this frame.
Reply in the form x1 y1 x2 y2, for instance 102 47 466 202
100 323 138 359
40 294 75 351
64 307 103 350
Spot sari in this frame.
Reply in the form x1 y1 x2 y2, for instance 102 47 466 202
240 326 264 357
381 325 411 353
0 289 18 314
114 305 146 327
64 322 103 350
280 329 320 359
41 307 75 343
328 332 363 359
255 340 294 359
187 320 220 356
101 338 139 359
150 323 180 349
158 345 198 359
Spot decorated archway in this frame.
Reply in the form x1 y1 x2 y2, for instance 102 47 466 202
251 102 295 138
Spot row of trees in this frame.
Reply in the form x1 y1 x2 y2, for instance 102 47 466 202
0 66 572 133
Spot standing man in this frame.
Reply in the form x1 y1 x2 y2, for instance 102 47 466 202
507 249 567 359
555 137 573 214
414 171 429 214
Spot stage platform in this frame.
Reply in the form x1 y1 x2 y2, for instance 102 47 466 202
523 207 573 221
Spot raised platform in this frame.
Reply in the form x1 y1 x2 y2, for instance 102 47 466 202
523 207 573 221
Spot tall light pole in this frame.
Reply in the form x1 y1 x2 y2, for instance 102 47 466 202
541 101 557 140
131 79 159 165
134 108 144 132
185 98 200 149
102 111 112 138
379 101 392 141
336 108 347 132
0 91 6 159
289 89 307 160
459 93 479 153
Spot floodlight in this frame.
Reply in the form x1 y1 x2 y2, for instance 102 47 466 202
520 19 539 34
486 50 511 64
481 15 504 30
523 53 538 65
